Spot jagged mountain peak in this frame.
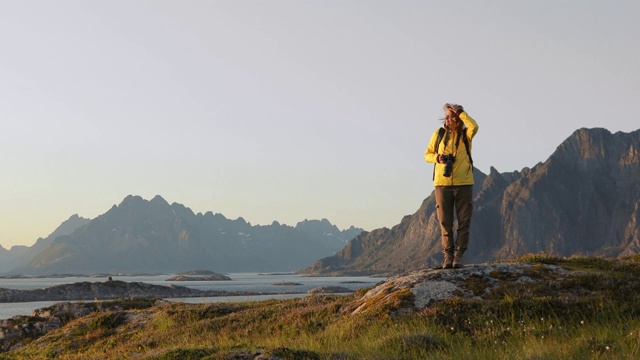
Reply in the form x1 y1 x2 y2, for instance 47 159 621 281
551 127 640 164
552 128 607 161
480 167 509 190
150 195 170 206
52 214 90 231
296 218 333 227
295 219 340 233
119 194 145 206
117 195 172 210
170 202 196 218
201 211 228 222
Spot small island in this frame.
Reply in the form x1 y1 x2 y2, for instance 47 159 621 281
165 270 231 282
272 282 303 286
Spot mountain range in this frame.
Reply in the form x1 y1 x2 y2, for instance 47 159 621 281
0 197 362 274
305 127 640 275
2 127 638 276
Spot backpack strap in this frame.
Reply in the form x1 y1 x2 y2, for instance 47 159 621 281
461 131 473 168
432 127 446 180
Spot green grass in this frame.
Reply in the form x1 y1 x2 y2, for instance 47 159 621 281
1 255 639 359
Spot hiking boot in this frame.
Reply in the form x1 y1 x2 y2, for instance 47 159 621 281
452 252 464 268
442 253 453 269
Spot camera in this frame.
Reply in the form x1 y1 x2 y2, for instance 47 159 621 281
441 154 455 177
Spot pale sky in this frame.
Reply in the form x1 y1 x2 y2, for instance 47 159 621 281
1 0 638 248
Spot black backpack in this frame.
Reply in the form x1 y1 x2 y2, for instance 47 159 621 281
432 127 473 180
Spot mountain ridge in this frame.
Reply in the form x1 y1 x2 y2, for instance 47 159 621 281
0 215 91 274
6 196 363 275
305 127 640 275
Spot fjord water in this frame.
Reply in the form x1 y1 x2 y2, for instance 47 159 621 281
0 273 386 319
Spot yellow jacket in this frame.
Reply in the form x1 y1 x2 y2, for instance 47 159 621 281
424 112 479 186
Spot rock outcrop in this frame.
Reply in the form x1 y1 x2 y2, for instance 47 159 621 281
347 256 640 316
0 299 159 352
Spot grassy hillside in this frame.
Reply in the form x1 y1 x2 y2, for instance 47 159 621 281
2 254 639 359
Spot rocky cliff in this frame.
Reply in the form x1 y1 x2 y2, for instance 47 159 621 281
307 128 640 275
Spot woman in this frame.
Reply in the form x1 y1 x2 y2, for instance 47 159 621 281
424 103 479 268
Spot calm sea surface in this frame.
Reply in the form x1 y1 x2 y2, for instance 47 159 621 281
0 273 386 320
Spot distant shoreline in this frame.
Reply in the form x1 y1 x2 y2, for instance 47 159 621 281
0 280 299 303
0 273 165 279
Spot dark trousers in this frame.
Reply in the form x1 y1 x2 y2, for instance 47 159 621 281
435 185 473 256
